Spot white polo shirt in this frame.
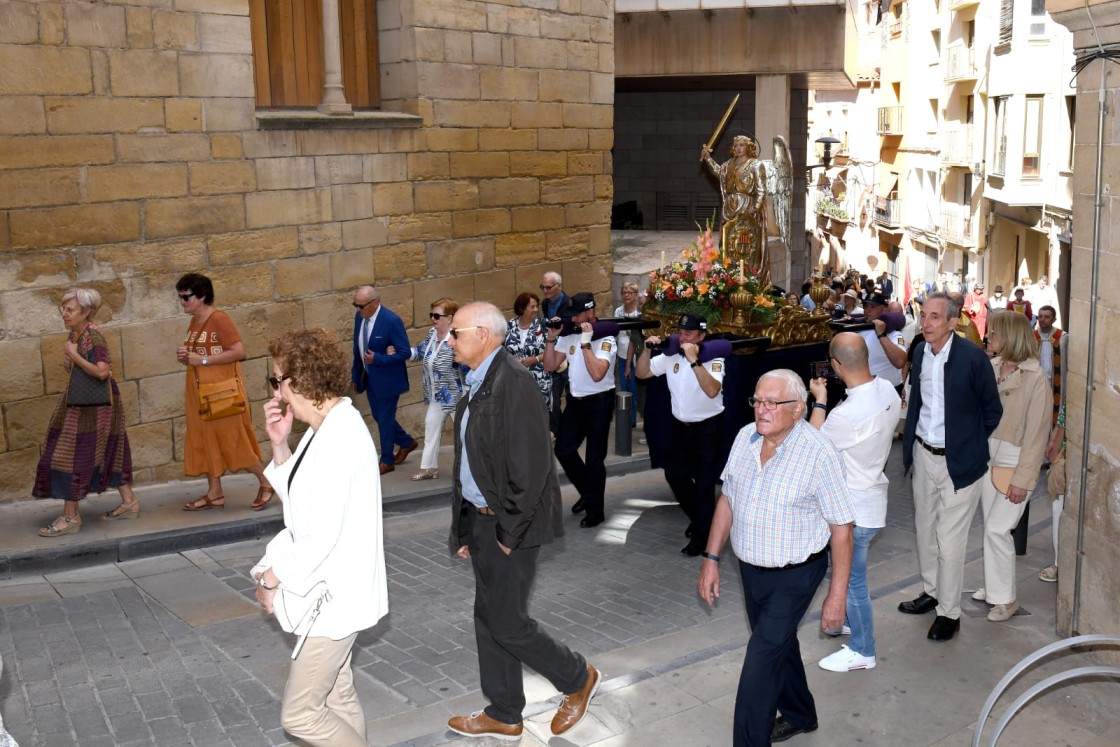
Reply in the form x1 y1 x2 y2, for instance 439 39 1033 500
648 353 725 422
820 377 901 528
859 328 905 387
558 332 617 397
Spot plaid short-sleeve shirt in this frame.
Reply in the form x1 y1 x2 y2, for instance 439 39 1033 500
721 419 855 567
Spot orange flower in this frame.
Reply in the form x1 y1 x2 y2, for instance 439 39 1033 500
697 282 710 295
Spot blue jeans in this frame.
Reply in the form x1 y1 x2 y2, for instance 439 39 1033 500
846 525 880 657
615 357 637 427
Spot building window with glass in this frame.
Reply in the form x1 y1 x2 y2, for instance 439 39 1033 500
1023 95 1043 178
993 96 1008 175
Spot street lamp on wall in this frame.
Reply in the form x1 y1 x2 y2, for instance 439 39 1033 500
806 135 842 183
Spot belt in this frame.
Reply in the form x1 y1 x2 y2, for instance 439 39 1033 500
473 505 496 516
915 435 946 456
675 413 723 427
571 389 614 401
750 546 828 572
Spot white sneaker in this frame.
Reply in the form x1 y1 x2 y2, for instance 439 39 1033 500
971 588 987 602
818 645 876 672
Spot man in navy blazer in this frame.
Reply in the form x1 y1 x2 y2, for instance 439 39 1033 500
351 286 417 474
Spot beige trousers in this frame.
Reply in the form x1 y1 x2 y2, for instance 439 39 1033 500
979 439 1027 605
912 446 984 620
281 633 366 747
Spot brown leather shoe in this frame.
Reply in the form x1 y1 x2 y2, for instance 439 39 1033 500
551 663 600 735
447 710 523 741
379 462 394 475
394 439 419 465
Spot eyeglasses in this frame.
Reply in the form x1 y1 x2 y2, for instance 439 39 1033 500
748 397 799 411
178 293 194 302
268 374 291 390
352 299 376 309
59 305 81 316
430 312 449 320
539 284 557 291
449 326 482 340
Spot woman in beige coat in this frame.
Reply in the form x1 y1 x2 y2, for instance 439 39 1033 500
972 311 1052 622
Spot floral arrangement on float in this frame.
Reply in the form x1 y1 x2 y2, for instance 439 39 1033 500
644 224 778 328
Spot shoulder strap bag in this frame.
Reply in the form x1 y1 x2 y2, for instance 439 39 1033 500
271 431 333 659
65 329 112 407
193 314 248 421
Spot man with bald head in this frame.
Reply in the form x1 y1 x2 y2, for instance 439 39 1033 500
809 333 901 672
351 285 416 474
446 302 600 741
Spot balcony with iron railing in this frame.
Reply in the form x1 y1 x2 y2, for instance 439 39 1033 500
941 128 974 167
875 197 902 229
945 43 978 82
877 106 904 136
938 205 976 247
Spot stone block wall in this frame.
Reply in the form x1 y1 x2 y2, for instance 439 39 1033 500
0 0 614 501
1050 1 1120 649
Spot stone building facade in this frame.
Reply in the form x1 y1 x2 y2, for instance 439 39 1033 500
0 0 614 501
1049 0 1120 644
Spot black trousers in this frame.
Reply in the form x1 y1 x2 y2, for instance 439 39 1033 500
554 389 614 521
664 413 723 550
548 371 568 435
734 552 828 747
469 513 587 724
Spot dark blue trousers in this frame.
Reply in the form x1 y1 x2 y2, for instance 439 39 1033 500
734 552 828 747
366 391 413 466
554 389 614 522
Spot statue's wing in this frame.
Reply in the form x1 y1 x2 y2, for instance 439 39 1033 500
768 136 793 250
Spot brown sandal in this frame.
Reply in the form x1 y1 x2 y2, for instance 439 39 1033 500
250 486 275 511
39 515 82 537
182 494 225 511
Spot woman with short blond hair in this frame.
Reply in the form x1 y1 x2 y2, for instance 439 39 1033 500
35 288 139 535
973 311 1051 622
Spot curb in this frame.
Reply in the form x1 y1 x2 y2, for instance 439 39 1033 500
0 455 652 577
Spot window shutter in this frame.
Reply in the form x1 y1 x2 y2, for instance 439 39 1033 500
999 0 1014 45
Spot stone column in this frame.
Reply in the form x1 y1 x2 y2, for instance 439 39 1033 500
318 0 352 114
756 75 792 288
755 75 790 158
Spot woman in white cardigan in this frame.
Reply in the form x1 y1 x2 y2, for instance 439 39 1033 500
253 328 387 747
404 296 465 481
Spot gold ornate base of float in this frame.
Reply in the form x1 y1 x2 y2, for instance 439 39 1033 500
644 303 833 349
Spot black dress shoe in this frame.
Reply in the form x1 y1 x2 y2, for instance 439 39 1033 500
681 543 703 557
571 498 586 515
579 515 604 528
927 615 960 642
898 592 938 615
771 715 818 743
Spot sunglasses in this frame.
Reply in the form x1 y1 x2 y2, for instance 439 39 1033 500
449 326 482 340
178 293 195 301
430 312 449 320
268 374 291 390
539 284 557 291
352 299 376 309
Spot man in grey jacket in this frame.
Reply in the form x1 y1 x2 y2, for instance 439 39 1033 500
445 302 600 741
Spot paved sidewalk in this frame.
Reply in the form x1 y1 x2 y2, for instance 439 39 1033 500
1 445 1119 746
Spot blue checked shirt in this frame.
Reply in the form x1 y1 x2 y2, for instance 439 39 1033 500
721 419 855 567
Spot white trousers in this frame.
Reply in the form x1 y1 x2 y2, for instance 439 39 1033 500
1052 493 1064 565
420 399 450 470
979 438 1026 605
912 445 984 619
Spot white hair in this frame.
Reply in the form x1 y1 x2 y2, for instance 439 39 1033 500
61 287 102 315
758 369 807 403
459 302 507 338
543 271 562 285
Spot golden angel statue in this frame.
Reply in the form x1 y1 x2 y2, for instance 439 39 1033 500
700 134 793 287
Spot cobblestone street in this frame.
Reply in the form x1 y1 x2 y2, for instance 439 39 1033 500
3 450 1119 746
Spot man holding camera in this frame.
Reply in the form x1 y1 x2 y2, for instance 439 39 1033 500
809 332 900 672
636 313 726 556
543 292 617 528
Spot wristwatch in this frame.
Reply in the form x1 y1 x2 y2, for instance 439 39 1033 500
202 356 209 366
690 360 701 368
580 343 592 350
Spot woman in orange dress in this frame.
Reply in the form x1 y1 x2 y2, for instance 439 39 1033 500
175 273 274 511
